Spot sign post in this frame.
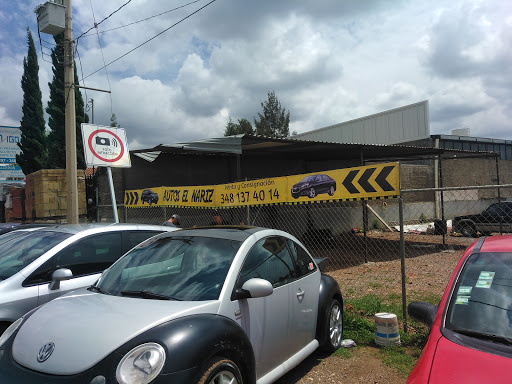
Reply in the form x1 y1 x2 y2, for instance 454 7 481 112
81 124 131 223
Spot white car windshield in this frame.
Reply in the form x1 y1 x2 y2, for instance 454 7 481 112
446 252 512 342
96 236 241 301
0 231 73 280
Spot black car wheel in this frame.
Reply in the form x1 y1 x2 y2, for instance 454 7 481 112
197 357 243 384
328 185 335 196
320 298 343 352
461 223 477 238
308 188 317 198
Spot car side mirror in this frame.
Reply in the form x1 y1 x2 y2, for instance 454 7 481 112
408 301 437 328
231 278 273 300
49 268 73 290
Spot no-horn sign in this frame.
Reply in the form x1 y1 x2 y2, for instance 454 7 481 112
81 124 131 168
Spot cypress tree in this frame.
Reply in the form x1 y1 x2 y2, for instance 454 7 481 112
17 28 48 175
46 33 88 170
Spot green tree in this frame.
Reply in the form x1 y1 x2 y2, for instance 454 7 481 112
46 33 88 170
236 118 254 135
254 91 290 138
17 28 48 175
110 113 120 127
224 117 238 136
224 117 254 136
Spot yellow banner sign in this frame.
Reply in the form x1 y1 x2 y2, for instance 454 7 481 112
125 185 217 208
217 177 287 207
124 162 399 208
288 163 399 201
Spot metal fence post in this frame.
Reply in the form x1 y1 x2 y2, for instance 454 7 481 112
399 197 408 333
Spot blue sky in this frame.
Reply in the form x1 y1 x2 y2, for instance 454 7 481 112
1 0 511 149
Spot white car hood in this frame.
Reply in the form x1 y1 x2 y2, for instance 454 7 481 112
12 288 220 375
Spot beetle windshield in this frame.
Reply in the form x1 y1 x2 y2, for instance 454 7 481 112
0 231 72 280
445 252 512 341
96 235 241 301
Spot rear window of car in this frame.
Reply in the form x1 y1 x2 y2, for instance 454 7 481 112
445 252 512 340
0 231 73 280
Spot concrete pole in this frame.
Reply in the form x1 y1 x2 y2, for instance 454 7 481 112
64 0 79 223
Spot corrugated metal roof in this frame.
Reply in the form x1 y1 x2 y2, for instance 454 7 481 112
130 134 497 163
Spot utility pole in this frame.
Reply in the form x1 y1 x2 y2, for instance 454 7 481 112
64 0 79 223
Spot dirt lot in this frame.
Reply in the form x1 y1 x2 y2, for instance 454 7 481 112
274 233 472 383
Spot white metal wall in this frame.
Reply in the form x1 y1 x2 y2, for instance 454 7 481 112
293 100 430 145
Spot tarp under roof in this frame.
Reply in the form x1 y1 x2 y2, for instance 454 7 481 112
131 134 497 163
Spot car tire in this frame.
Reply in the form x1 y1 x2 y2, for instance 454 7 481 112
308 188 316 198
328 185 335 196
320 298 343 352
197 357 243 384
461 223 477 238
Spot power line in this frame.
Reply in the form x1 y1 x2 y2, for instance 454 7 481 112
74 0 132 43
89 0 114 116
80 0 216 82
78 0 202 38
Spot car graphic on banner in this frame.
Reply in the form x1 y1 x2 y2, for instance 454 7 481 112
291 174 336 199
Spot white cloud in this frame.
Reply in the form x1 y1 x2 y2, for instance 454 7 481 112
1 0 512 149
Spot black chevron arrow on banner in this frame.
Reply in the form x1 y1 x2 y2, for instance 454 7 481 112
375 166 395 191
132 192 139 205
342 170 360 194
125 192 139 205
358 168 377 193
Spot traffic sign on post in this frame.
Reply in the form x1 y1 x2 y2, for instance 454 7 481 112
81 124 131 168
81 124 131 223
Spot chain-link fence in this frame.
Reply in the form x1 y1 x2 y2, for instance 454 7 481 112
96 185 508 309
92 154 512 330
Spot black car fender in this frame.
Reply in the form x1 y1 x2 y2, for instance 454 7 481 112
116 313 256 384
316 273 343 342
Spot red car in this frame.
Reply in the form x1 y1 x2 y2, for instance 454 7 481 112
408 235 512 383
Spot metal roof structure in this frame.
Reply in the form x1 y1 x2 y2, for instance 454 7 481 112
131 134 497 163
291 100 431 145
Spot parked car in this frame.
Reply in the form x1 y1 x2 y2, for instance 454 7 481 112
0 223 55 236
291 174 336 199
0 226 344 383
0 223 178 334
452 201 512 237
407 235 512 383
141 189 159 205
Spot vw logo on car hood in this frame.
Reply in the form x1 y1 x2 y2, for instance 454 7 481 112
37 342 55 362
12 289 220 375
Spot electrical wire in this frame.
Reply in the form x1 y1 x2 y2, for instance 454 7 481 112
74 0 132 43
78 0 201 38
89 0 114 116
36 24 55 64
80 0 216 82
75 44 88 103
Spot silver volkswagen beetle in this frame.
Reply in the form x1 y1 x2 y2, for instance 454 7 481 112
0 223 178 334
0 226 343 384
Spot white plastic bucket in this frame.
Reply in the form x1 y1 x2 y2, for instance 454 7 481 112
374 312 400 346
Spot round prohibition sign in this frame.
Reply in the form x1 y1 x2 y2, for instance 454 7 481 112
88 129 125 163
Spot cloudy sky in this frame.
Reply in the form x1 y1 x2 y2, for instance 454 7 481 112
1 0 511 150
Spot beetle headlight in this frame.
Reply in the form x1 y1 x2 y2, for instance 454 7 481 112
0 317 23 348
116 343 166 384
